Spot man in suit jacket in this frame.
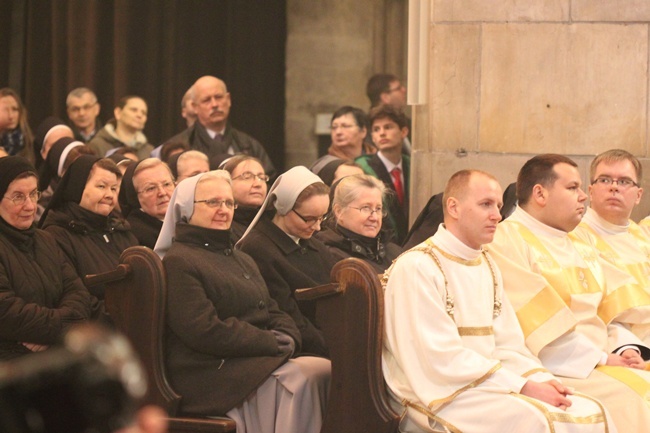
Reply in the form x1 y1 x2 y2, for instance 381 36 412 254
163 76 276 178
355 105 410 244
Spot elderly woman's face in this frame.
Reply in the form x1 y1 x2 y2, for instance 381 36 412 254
80 167 119 216
0 175 38 230
133 164 175 220
189 178 234 230
334 186 383 238
231 160 268 207
330 113 366 156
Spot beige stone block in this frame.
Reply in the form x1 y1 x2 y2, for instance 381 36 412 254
479 24 647 156
632 158 650 221
408 151 595 222
429 24 481 152
432 0 569 22
572 0 650 22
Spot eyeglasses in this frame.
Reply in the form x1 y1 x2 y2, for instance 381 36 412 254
386 84 405 93
3 190 41 206
232 171 270 183
193 198 237 210
137 181 175 196
68 102 97 114
348 205 387 217
591 177 639 189
292 208 326 225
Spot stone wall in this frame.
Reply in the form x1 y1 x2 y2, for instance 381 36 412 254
412 0 650 221
285 0 407 168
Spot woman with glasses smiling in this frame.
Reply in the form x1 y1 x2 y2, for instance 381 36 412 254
39 156 138 299
119 158 175 249
221 154 270 242
154 171 330 432
0 156 95 360
316 174 402 273
237 166 337 357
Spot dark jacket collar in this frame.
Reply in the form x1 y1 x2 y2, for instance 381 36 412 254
256 217 318 256
173 222 233 254
0 217 35 253
42 201 131 235
323 226 387 263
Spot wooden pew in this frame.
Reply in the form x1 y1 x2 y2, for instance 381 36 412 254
296 257 400 433
85 246 236 433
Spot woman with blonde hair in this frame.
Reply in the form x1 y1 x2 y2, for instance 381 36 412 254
317 173 401 273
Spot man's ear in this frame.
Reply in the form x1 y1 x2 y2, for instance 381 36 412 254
635 186 644 206
531 184 547 206
446 196 460 219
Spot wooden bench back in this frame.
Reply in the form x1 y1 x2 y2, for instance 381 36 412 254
85 246 236 433
296 257 400 433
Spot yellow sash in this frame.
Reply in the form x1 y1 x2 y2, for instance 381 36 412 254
597 365 650 399
511 223 602 339
578 222 650 324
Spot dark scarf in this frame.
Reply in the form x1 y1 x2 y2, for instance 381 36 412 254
336 225 386 263
61 201 129 235
0 216 36 254
233 206 261 227
174 222 232 252
1 129 24 156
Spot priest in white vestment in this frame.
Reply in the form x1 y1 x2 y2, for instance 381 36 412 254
573 149 650 346
382 169 614 433
489 154 650 433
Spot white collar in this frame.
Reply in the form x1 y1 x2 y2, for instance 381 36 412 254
582 207 629 235
376 151 402 173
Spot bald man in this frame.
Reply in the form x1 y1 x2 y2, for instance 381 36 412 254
382 169 612 433
163 76 275 178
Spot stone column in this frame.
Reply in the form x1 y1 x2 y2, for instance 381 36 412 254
411 0 650 221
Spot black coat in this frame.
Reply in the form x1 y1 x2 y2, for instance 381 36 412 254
238 217 337 357
164 122 276 179
126 209 162 249
315 226 402 274
163 223 300 415
0 220 93 361
40 202 139 298
229 206 259 244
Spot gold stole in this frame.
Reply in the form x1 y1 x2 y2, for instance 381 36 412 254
596 365 650 399
578 222 650 324
509 222 601 339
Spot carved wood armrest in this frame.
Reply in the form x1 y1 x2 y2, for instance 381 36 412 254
84 264 131 288
295 283 342 301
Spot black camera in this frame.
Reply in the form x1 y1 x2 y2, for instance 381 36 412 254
0 324 147 433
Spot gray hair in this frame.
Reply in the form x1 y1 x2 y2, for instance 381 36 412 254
332 174 386 215
66 87 97 107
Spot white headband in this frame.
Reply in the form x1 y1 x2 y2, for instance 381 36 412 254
42 125 73 151
57 141 84 177
236 165 323 246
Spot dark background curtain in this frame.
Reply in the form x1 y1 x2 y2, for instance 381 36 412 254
1 0 287 170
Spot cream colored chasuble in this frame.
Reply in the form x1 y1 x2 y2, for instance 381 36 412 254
382 226 612 433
